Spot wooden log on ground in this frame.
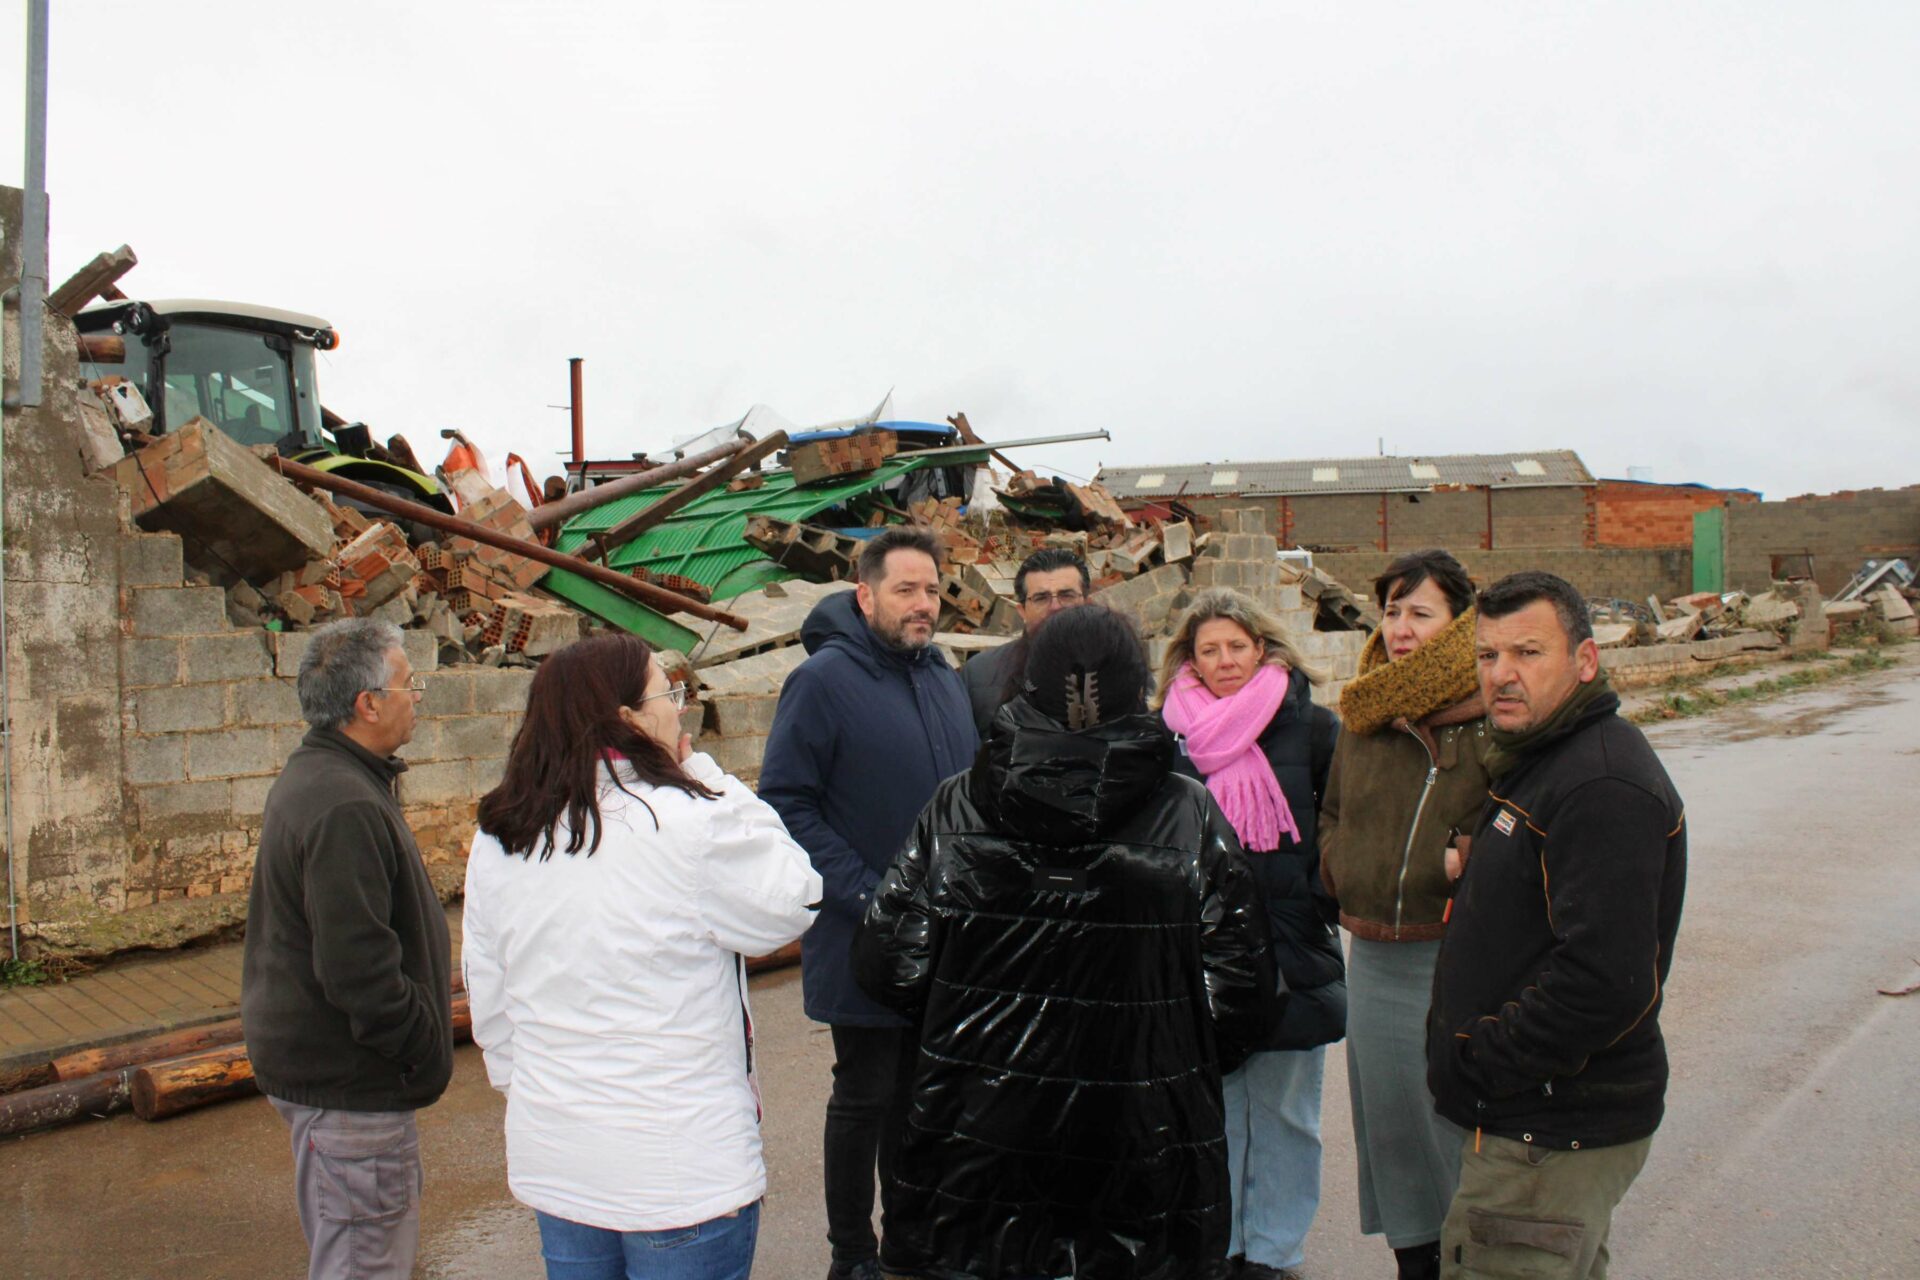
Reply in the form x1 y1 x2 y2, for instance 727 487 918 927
131 1044 256 1121
131 994 473 1122
0 1068 135 1137
51 1018 243 1082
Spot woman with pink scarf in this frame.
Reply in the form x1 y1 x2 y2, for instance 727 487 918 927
1156 588 1343 1280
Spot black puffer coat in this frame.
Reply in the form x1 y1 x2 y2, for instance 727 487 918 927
1169 669 1345 1053
854 700 1279 1280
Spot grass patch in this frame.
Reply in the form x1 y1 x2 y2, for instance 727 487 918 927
1 956 52 988
1631 649 1894 724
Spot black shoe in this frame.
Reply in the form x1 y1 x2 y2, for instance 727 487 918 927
1393 1241 1442 1280
826 1260 883 1280
1238 1264 1303 1280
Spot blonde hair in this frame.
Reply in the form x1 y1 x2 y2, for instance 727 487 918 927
1152 587 1322 709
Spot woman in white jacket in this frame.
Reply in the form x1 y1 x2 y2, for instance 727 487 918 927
463 634 822 1280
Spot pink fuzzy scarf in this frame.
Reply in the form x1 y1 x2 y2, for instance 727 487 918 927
1162 662 1300 853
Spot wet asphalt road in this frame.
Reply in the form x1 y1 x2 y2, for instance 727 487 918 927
4 660 1918 1279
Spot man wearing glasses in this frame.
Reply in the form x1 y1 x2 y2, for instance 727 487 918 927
962 546 1093 736
242 618 453 1280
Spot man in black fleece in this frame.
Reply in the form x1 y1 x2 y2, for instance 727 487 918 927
242 618 452 1280
1429 572 1685 1280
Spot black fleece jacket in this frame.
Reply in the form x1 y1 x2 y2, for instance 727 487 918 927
241 728 453 1111
1428 687 1686 1149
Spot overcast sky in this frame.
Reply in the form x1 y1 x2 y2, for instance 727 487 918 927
7 2 1918 499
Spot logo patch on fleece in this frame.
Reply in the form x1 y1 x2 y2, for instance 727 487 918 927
1493 809 1518 836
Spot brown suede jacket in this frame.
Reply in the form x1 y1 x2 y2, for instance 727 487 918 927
1318 700 1490 941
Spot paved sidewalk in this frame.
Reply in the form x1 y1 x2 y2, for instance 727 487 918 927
0 904 465 1071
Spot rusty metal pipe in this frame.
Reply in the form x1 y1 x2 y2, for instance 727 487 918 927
269 457 747 630
568 357 585 467
529 434 757 533
583 433 789 563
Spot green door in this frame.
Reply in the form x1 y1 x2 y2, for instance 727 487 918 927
1692 506 1726 594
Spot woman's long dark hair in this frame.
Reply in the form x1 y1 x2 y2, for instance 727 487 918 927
477 633 716 859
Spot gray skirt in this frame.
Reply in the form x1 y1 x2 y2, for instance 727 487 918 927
1343 934 1468 1248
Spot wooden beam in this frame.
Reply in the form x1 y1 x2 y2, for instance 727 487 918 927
47 244 138 317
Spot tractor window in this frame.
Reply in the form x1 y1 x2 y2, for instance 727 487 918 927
160 324 295 447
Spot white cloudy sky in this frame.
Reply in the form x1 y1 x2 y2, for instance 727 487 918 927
6 2 1918 499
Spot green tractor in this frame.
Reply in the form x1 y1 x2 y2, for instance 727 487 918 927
73 298 450 513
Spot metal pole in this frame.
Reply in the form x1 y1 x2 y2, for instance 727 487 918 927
3 0 52 959
568 358 584 466
528 434 755 532
12 0 49 408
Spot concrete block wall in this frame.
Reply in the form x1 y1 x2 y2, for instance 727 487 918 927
1488 486 1591 549
1314 547 1692 605
1724 486 1920 595
118 533 532 906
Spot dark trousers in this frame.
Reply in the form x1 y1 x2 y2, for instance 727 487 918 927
824 1024 917 1266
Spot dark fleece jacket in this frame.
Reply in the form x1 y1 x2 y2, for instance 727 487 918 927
1428 685 1686 1149
759 590 979 1027
241 728 453 1111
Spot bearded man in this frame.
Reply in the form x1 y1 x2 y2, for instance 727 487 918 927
760 525 978 1280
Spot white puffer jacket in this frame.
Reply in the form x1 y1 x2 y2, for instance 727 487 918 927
462 752 822 1231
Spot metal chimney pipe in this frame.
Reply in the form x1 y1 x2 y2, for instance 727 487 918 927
569 357 585 466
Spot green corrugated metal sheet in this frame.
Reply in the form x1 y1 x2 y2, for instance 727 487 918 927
554 449 986 603
539 568 702 653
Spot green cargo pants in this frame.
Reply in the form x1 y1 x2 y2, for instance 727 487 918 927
1439 1131 1653 1279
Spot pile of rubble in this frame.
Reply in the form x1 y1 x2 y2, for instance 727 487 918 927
682 503 1377 785
92 385 589 668
87 376 1382 784
1590 569 1917 653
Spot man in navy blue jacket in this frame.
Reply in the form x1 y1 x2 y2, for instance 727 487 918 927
760 526 978 1280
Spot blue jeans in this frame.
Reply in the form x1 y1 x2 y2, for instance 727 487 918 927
533 1201 760 1280
1222 1046 1327 1271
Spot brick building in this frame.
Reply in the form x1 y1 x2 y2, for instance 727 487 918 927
1593 479 1761 548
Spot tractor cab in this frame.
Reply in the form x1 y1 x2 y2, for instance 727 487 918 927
74 298 447 508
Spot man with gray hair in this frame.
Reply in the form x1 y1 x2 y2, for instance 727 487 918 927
241 618 452 1280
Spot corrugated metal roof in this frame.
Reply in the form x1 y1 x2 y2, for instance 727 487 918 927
1097 450 1593 498
554 448 987 603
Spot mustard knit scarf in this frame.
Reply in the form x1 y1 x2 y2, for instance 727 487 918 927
1337 607 1481 736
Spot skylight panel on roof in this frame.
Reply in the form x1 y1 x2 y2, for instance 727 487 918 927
1136 473 1166 489
1211 470 1239 488
1512 459 1546 476
1312 467 1339 483
1409 463 1440 480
